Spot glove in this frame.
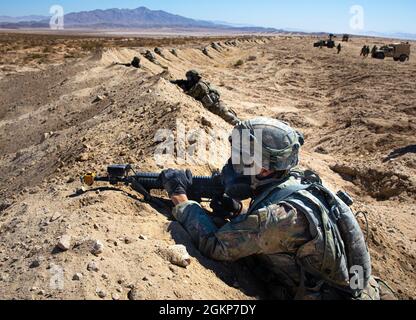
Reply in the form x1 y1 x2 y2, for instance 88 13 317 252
210 194 243 219
158 169 193 197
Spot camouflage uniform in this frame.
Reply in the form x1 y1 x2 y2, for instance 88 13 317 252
211 42 222 52
116 56 141 69
154 47 165 58
371 46 378 58
143 50 159 64
186 80 239 125
170 118 395 300
202 47 211 58
172 70 240 125
173 173 394 300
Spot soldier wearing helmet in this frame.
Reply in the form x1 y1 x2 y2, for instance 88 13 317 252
115 56 141 69
159 118 396 300
171 70 240 125
143 50 159 65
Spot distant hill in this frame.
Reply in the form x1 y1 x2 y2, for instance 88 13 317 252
361 31 416 41
0 15 48 23
0 6 277 32
63 7 220 28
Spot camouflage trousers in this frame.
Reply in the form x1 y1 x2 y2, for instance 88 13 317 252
267 276 397 301
202 97 240 125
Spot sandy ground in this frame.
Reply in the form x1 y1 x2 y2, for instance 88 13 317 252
0 32 415 300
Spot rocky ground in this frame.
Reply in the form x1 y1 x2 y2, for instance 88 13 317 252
0 32 415 300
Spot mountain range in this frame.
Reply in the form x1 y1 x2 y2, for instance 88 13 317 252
0 15 48 23
0 7 278 32
0 7 415 40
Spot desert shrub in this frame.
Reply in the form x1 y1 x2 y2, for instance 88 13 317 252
80 41 104 52
26 53 44 60
234 59 244 67
43 46 54 53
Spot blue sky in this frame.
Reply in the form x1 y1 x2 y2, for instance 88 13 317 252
1 0 415 33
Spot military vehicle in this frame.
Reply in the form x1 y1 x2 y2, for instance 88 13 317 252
313 34 336 48
342 34 350 42
372 42 410 62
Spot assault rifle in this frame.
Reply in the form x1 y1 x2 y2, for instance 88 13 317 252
170 79 193 92
82 164 225 203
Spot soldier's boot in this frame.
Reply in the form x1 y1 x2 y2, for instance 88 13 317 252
223 111 241 125
375 277 397 300
208 102 240 125
356 276 396 300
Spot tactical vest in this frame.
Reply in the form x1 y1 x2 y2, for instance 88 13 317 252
199 81 220 106
248 174 372 299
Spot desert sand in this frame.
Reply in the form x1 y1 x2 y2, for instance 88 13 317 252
0 32 415 300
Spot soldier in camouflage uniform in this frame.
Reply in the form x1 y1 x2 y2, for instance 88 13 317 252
371 45 378 58
154 47 166 58
171 70 240 125
211 42 222 52
115 56 141 68
202 47 212 58
159 118 396 300
143 50 160 65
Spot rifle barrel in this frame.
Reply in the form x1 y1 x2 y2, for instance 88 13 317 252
93 172 224 201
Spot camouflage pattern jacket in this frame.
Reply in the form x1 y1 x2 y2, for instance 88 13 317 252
186 81 220 106
173 174 379 300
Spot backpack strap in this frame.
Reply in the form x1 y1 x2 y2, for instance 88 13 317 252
248 182 310 214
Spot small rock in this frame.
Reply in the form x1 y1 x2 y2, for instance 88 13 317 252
112 293 120 301
66 177 75 184
87 261 99 272
93 95 105 103
138 234 148 240
165 245 191 268
30 259 41 269
169 265 178 274
102 273 109 280
72 273 83 281
201 117 213 129
76 186 86 195
91 240 104 255
96 288 107 299
50 213 62 222
57 234 72 251
124 237 134 244
42 132 51 141
76 153 89 162
128 288 142 300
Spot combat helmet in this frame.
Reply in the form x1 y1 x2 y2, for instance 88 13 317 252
230 117 304 175
186 70 202 82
